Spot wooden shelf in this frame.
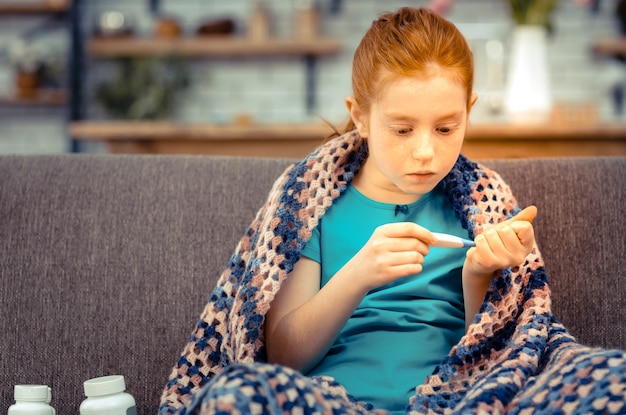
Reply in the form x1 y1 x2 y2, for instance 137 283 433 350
87 36 343 58
69 120 626 159
463 122 626 159
592 37 626 57
0 89 68 106
0 2 70 14
69 121 333 157
466 121 626 140
70 121 332 141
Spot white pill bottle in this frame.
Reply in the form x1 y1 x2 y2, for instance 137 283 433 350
79 375 136 415
8 385 55 415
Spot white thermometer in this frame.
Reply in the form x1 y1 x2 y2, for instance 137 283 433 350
431 232 476 248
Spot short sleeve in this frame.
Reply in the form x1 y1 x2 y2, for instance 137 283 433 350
300 222 321 263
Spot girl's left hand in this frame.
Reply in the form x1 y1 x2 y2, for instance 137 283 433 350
464 206 537 277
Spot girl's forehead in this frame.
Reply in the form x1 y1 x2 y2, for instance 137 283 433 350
371 67 469 107
368 74 470 121
376 71 465 97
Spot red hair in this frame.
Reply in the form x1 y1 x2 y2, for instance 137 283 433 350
329 7 474 138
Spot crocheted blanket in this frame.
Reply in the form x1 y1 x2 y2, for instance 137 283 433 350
159 131 626 414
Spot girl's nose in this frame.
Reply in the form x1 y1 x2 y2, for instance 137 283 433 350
411 131 435 160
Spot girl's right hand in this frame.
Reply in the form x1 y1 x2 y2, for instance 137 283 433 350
345 222 435 291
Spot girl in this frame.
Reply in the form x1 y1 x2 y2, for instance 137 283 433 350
160 7 626 415
264 7 534 413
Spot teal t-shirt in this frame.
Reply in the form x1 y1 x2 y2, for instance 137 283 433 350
302 184 467 414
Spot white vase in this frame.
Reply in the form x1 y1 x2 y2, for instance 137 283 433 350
503 25 553 123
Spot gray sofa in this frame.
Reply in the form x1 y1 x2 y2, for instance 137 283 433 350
1 154 624 414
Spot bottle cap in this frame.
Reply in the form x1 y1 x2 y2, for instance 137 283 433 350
14 385 49 402
83 375 126 397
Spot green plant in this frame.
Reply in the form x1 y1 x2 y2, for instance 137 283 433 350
94 55 190 120
507 0 560 32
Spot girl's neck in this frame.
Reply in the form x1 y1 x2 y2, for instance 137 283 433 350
352 161 423 205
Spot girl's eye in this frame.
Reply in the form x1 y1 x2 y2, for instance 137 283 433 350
437 126 452 134
396 127 412 135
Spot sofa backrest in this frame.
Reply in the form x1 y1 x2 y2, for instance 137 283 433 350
0 154 624 415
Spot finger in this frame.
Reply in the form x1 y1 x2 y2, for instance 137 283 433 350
380 236 430 256
504 205 537 224
495 224 522 253
377 222 436 244
390 250 426 266
479 227 506 255
369 227 431 254
478 225 525 267
469 232 501 267
509 221 535 248
376 251 425 279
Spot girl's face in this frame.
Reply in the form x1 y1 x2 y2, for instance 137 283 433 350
348 68 476 204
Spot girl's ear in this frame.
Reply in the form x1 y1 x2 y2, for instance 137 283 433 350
468 93 479 113
345 96 369 138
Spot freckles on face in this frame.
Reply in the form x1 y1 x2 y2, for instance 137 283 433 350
363 71 470 198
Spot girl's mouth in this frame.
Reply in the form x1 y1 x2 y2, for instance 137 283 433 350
408 172 436 181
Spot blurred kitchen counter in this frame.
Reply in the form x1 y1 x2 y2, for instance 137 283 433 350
70 108 626 159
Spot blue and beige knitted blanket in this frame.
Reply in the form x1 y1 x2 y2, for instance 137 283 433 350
159 131 626 414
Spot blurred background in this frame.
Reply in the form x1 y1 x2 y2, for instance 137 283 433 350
1 0 626 158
